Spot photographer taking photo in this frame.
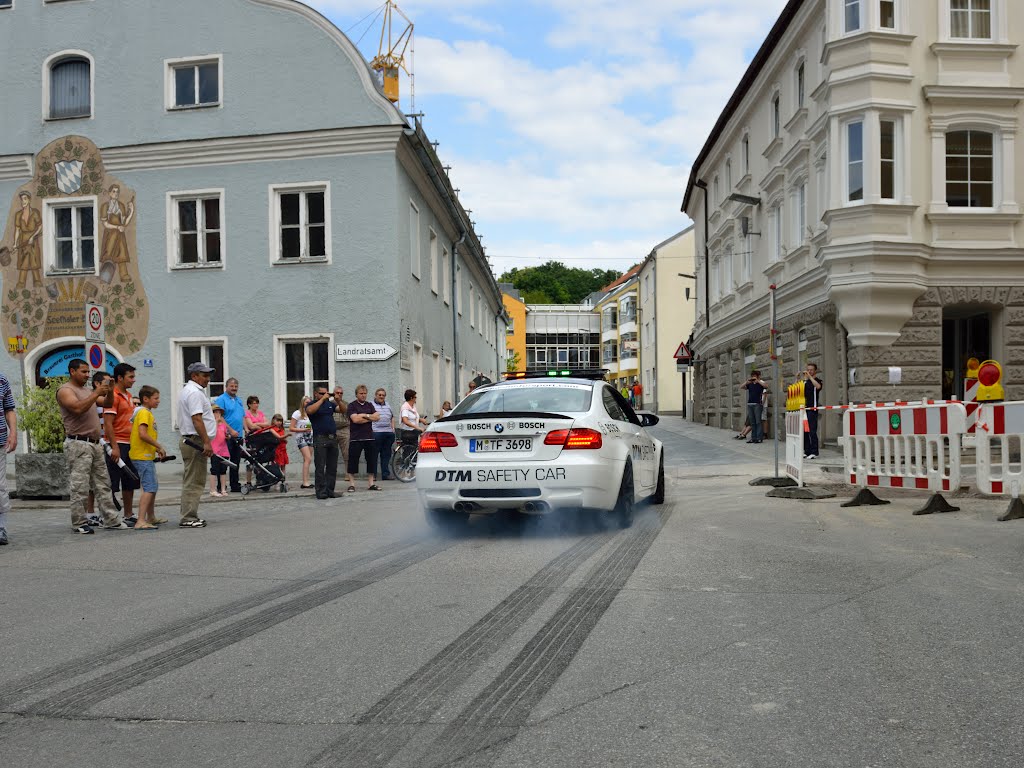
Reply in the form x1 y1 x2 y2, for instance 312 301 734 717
741 370 766 444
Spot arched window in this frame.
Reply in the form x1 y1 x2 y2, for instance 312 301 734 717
49 55 91 119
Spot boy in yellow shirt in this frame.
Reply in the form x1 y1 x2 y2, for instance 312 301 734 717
129 386 166 530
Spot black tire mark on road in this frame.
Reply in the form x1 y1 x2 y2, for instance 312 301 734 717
308 532 615 768
417 508 671 768
15 538 453 718
1 535 424 711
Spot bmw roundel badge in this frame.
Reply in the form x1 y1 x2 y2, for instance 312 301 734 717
495 423 504 433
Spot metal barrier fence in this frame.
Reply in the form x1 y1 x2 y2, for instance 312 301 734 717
975 402 1024 520
784 409 805 487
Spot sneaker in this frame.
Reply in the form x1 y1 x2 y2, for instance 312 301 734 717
73 525 95 535
86 515 102 528
805 454 817 460
104 522 131 530
123 516 138 528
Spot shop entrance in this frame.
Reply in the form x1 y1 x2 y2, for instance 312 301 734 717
942 309 991 400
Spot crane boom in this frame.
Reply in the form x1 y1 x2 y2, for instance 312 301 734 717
370 0 414 105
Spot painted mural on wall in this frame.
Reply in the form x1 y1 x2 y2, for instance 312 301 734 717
0 136 149 357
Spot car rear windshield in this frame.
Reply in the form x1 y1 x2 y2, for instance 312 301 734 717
450 384 593 416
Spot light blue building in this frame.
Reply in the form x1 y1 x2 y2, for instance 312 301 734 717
0 0 504 440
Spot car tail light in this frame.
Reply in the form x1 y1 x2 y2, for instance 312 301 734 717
543 428 603 450
420 432 458 452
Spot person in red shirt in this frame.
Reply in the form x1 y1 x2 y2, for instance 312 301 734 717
270 414 289 481
104 362 141 526
631 380 643 409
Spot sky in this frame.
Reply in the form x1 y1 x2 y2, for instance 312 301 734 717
307 0 790 277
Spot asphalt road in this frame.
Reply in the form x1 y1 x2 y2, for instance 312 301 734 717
1 420 1022 768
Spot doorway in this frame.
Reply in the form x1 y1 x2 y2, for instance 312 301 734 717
942 309 991 400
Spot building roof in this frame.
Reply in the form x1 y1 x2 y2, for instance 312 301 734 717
599 264 642 293
680 0 805 213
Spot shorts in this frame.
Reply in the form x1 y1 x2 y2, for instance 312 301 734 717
135 460 158 494
347 440 378 475
106 443 141 492
210 455 229 476
296 433 313 449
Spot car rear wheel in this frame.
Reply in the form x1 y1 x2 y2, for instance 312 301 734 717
426 507 469 535
651 454 665 505
613 462 634 529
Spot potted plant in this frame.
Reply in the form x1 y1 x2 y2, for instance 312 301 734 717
15 376 70 499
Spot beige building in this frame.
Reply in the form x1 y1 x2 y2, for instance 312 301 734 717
639 227 697 414
682 0 1024 442
594 266 641 392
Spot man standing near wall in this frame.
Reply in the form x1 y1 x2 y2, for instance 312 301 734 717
332 386 349 472
0 370 16 545
306 386 338 499
57 360 125 534
178 362 216 527
803 363 823 459
741 370 766 444
215 377 244 493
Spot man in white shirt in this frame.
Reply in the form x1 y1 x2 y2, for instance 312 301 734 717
177 362 216 528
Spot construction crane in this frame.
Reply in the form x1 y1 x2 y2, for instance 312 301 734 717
370 0 414 107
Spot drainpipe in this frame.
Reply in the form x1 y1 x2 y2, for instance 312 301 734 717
452 231 467 400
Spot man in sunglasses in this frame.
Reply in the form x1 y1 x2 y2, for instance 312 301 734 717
305 386 339 499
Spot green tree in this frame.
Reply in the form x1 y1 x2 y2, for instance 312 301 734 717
18 377 68 453
506 349 522 372
499 262 622 304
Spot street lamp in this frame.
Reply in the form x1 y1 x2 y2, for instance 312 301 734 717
727 192 762 206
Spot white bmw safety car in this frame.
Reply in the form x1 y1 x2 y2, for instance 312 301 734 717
415 370 665 530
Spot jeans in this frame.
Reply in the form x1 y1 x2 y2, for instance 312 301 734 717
313 434 339 497
374 432 395 479
746 403 764 441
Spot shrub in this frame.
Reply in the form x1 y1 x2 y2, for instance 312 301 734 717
18 377 67 454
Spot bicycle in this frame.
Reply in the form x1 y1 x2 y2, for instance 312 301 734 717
390 430 420 482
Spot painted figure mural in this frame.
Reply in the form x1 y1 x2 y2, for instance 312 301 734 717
13 192 43 289
0 136 150 368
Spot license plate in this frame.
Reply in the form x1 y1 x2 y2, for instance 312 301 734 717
469 438 533 452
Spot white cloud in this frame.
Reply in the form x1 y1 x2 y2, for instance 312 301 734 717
450 13 503 35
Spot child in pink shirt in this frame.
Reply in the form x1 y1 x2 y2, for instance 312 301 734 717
209 405 231 497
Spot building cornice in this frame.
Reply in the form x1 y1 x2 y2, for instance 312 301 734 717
822 30 916 65
99 125 405 173
929 41 1018 58
923 85 1024 105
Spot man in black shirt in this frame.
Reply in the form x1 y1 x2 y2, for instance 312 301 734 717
741 370 766 443
305 386 338 499
803 363 823 458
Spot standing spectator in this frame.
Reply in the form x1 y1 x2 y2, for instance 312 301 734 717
437 401 453 419
372 388 396 481
0 370 16 545
177 362 216 528
332 386 349 469
56 360 125 533
128 385 165 530
399 389 428 437
209 404 230 497
305 386 338 499
741 370 766 444
620 383 630 402
86 371 111 528
803 363 823 459
346 385 380 492
103 362 140 526
243 395 269 486
290 395 314 489
466 379 478 397
271 414 289 481
632 379 643 409
214 378 244 493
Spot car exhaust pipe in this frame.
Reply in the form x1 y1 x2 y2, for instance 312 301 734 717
523 501 549 514
454 501 477 513
523 501 535 512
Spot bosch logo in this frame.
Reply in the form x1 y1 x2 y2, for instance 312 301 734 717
518 422 544 429
465 423 489 432
495 424 504 433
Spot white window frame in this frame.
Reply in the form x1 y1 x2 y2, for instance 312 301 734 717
940 0 1005 41
741 134 750 176
43 196 98 276
771 92 781 137
713 175 720 206
879 0 896 29
741 234 752 283
268 182 331 265
744 344 756 368
441 246 451 304
845 118 865 203
166 188 225 271
428 227 439 295
844 0 863 33
795 61 806 109
948 0 993 40
169 336 229 429
792 182 807 243
165 54 223 111
770 203 782 262
42 49 94 122
409 201 420 278
944 128 997 209
880 117 898 201
273 333 335 419
456 264 462 316
725 159 732 191
469 284 476 328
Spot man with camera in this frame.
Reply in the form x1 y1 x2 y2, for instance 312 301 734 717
306 386 339 499
741 370 766 444
803 363 823 458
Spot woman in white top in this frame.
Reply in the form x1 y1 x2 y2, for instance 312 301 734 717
399 388 429 444
289 395 314 488
437 400 453 419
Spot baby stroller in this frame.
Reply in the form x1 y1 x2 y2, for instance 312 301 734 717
239 428 288 494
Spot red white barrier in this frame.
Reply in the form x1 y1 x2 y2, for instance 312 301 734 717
842 402 967 493
975 402 1024 498
964 378 980 441
784 409 805 487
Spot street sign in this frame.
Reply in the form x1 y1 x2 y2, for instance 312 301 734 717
335 343 398 362
676 363 689 374
673 341 692 362
87 343 106 375
85 303 105 342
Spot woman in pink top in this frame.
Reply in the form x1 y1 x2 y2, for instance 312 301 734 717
243 395 270 485
209 404 231 497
